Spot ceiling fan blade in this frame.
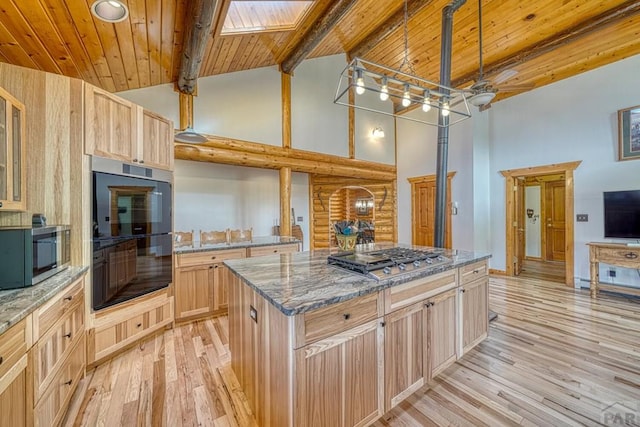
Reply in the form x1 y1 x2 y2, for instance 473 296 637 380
493 69 519 85
479 102 492 112
496 83 535 92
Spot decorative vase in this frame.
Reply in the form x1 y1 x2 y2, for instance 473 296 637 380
336 233 357 251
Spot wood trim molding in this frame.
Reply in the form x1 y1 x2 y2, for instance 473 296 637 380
502 161 581 287
174 134 397 180
451 2 640 88
407 171 456 184
488 269 506 276
280 0 358 74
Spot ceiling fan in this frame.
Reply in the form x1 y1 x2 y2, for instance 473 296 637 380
466 0 533 111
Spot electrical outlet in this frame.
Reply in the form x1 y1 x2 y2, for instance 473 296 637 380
608 269 616 278
576 214 588 222
297 216 303 222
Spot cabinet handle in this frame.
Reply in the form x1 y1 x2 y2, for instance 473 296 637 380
381 321 386 327
343 313 351 320
214 265 218 269
64 296 73 302
209 266 214 269
461 288 466 293
64 379 73 386
132 158 138 163
0 202 3 208
0 356 3 365
64 333 72 339
137 323 142 328
273 250 278 253
473 269 480 274
139 160 144 164
625 252 638 259
211 256 217 260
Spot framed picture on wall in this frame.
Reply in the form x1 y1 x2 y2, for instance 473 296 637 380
618 105 640 161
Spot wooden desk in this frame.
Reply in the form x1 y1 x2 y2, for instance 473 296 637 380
588 242 640 298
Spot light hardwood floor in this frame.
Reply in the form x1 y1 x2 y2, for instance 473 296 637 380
518 258 566 284
65 276 640 426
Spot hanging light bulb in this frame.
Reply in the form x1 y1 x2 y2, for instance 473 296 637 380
441 101 450 117
355 69 365 95
422 90 431 112
379 77 389 101
402 84 411 107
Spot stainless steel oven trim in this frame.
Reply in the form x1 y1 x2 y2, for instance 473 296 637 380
91 156 173 184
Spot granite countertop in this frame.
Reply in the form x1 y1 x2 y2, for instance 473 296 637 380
224 244 491 316
0 266 89 335
175 235 301 254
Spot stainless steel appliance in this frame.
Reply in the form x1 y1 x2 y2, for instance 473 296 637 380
327 247 452 280
92 157 173 310
0 225 71 289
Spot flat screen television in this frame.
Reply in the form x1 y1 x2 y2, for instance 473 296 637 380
603 190 640 238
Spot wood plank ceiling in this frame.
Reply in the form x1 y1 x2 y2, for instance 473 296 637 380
1 0 639 103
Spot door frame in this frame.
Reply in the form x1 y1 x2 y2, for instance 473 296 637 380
408 171 456 249
501 161 581 287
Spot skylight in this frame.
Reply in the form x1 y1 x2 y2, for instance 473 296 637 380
222 1 314 35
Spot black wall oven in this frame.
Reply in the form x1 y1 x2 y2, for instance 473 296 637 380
91 157 172 310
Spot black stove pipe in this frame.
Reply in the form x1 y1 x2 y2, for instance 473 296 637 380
434 0 466 248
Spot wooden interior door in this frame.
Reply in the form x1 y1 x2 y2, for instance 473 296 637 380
410 173 454 249
514 178 525 275
545 180 566 261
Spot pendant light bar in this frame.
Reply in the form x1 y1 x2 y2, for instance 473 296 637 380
334 57 471 127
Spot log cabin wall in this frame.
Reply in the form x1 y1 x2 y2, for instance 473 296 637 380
310 175 397 249
0 63 87 266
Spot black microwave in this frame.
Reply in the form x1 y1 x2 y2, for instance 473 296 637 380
0 225 71 290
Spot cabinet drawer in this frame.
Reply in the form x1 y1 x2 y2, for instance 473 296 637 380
34 277 84 340
384 270 457 314
35 335 85 427
301 292 379 346
177 248 246 268
0 316 31 382
595 247 640 268
33 298 85 402
247 243 299 258
92 295 173 363
459 260 488 286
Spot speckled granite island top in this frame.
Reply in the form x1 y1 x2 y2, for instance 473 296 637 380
0 266 89 335
224 244 490 316
175 236 301 254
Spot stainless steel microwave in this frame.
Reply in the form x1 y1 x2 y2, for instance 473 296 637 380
0 225 70 290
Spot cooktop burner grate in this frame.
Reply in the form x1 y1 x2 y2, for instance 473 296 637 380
327 247 447 276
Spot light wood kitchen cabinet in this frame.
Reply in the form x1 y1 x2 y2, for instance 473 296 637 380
84 84 138 162
175 248 246 321
460 275 489 355
425 288 458 378
0 315 31 427
140 109 173 171
246 243 300 257
294 319 383 427
85 85 174 171
0 86 26 211
89 291 173 365
383 302 424 411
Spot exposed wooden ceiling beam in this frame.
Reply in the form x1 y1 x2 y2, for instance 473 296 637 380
177 0 217 94
280 0 359 74
451 1 640 88
348 0 434 60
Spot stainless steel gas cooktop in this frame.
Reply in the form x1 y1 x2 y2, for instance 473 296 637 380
327 247 452 280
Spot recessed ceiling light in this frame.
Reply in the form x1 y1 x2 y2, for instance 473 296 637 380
91 0 129 23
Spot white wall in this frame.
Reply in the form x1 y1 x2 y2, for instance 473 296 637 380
173 160 310 250
396 111 476 250
525 186 541 257
489 54 640 287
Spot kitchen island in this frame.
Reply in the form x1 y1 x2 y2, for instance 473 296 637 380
225 244 490 427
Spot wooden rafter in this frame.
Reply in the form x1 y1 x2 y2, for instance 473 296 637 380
177 0 217 94
280 0 359 74
451 1 640 88
348 0 434 60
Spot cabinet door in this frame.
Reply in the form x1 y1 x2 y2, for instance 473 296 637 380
0 88 26 211
383 302 424 411
425 288 457 378
212 263 228 312
461 276 489 355
175 264 214 320
295 320 383 427
0 354 28 427
140 109 173 171
85 85 137 162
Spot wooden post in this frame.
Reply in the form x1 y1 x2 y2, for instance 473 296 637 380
178 92 194 131
280 167 292 237
282 73 291 149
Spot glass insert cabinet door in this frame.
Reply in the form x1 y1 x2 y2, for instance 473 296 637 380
0 86 25 211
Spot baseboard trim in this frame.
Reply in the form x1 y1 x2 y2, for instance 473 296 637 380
489 269 507 276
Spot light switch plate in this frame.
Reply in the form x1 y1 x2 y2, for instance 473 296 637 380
576 214 588 222
297 216 303 222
